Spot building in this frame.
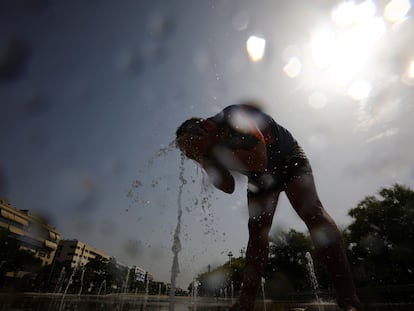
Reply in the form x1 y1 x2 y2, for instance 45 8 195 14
0 198 61 266
131 265 147 283
54 239 111 268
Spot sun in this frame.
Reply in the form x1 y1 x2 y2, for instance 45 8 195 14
278 0 413 106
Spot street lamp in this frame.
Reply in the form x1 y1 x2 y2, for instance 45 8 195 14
228 251 233 264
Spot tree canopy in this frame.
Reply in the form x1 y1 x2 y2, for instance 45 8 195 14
194 184 414 299
346 184 414 286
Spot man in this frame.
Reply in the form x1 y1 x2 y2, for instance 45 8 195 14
176 102 363 311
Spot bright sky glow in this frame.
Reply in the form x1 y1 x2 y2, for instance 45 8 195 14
309 18 385 84
384 0 412 22
354 0 377 23
349 80 372 100
409 60 414 78
331 1 356 26
283 57 302 78
308 91 327 109
366 128 399 143
310 29 336 68
331 0 377 26
307 1 386 87
246 35 266 62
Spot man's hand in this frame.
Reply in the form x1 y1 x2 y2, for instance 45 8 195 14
200 156 235 194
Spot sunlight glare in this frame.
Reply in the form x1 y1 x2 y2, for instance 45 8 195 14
349 80 372 100
331 1 356 26
246 35 266 62
354 0 377 23
310 9 386 84
401 59 414 86
310 29 336 68
384 0 412 23
332 0 377 26
409 60 414 78
308 91 327 109
283 57 302 78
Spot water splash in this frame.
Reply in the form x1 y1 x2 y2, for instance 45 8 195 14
127 141 176 208
59 266 77 311
148 140 176 168
124 268 131 294
261 277 267 311
54 267 66 293
169 153 186 311
78 267 86 296
305 252 323 311
97 279 107 296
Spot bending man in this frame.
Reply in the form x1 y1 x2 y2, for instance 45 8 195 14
176 102 363 311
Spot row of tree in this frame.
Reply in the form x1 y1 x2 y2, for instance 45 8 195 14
191 184 414 300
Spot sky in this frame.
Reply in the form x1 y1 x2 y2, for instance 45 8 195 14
1 0 414 289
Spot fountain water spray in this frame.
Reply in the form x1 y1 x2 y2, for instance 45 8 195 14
231 281 234 302
192 277 199 303
78 267 86 296
59 246 86 311
54 267 66 293
261 277 267 311
124 268 130 294
169 154 186 311
59 266 76 311
305 252 323 311
145 275 150 299
97 279 107 296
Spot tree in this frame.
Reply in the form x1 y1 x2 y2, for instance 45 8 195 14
0 230 43 290
197 265 230 297
83 256 111 293
346 184 414 286
265 229 314 298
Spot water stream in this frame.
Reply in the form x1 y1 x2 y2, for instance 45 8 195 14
169 153 186 311
305 251 323 311
97 279 107 296
261 277 266 311
54 267 66 293
78 267 86 296
59 265 77 311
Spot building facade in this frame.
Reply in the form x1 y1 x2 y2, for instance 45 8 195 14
0 198 61 266
54 239 111 268
131 265 147 283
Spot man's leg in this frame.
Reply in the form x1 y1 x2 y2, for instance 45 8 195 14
285 174 363 311
234 190 280 311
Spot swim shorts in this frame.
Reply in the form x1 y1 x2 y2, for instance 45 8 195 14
247 144 313 197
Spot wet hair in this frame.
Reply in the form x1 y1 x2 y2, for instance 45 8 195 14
176 117 204 138
239 99 264 112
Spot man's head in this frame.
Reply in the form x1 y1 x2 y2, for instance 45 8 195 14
175 117 205 161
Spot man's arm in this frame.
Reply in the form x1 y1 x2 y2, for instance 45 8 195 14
198 156 235 194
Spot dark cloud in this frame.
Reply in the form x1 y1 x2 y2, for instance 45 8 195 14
0 165 7 198
24 93 50 117
0 38 30 82
4 0 51 15
146 11 176 40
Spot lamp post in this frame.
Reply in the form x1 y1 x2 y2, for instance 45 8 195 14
227 251 233 265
